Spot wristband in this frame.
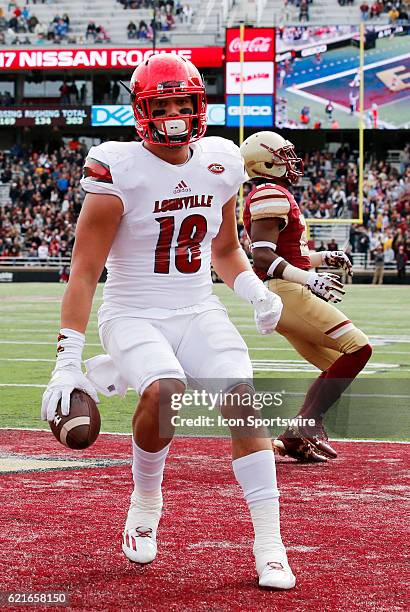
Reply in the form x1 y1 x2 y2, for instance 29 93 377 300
251 241 277 251
233 270 267 305
56 327 85 368
267 257 284 277
282 263 310 285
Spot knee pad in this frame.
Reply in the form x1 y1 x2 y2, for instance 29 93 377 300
338 327 370 354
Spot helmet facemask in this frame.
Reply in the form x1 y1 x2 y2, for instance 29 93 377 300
132 86 206 147
260 142 304 184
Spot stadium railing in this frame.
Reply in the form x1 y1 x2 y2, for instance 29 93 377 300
350 253 399 271
0 254 405 272
0 257 71 268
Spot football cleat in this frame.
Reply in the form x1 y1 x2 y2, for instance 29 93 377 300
273 426 328 463
258 561 296 590
299 423 337 459
122 527 157 564
303 422 338 459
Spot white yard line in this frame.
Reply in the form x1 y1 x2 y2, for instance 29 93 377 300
0 340 102 346
2 346 406 355
0 358 55 362
247 347 410 355
0 383 46 387
0 426 408 444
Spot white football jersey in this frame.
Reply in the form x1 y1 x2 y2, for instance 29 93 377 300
80 137 246 322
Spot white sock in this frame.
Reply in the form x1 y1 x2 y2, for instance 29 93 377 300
125 440 171 532
132 439 171 491
232 449 287 575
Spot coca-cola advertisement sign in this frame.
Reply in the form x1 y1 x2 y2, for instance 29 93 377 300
226 27 275 62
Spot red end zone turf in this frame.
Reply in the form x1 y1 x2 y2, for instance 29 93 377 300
0 430 408 611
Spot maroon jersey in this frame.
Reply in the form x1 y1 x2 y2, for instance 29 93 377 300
243 182 311 279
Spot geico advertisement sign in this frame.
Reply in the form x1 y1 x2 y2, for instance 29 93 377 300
228 106 271 116
226 96 273 127
92 104 225 127
225 62 274 95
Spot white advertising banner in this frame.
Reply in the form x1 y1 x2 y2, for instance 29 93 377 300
225 62 274 95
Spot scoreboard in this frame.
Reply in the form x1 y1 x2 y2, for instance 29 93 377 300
0 107 90 127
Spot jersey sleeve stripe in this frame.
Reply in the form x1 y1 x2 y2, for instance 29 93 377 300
82 157 113 184
251 201 290 214
251 194 290 203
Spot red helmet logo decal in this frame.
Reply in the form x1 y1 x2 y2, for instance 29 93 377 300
208 163 225 174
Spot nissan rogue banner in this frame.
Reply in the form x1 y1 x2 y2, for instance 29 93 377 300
0 47 223 70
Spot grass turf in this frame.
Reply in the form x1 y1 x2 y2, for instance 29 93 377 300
0 283 409 439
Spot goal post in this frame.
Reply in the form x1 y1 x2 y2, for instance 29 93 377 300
307 22 365 240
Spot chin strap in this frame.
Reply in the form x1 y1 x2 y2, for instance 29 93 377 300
119 80 131 95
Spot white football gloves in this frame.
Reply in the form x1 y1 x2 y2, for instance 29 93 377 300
41 363 99 422
306 271 345 304
322 251 353 276
233 270 283 335
253 291 283 335
41 328 99 422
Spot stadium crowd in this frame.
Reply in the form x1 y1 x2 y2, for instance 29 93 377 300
276 25 355 51
0 4 74 45
358 0 409 22
0 142 409 279
241 142 410 273
0 142 84 262
125 0 192 39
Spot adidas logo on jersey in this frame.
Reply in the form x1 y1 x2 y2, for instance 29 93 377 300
173 180 191 194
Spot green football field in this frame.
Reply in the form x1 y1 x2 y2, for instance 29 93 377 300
0 283 409 440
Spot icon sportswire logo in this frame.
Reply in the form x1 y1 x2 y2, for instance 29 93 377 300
173 180 191 194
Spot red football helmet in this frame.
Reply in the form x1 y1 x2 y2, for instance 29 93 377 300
130 54 207 146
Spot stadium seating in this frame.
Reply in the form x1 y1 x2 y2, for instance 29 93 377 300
229 0 391 25
0 140 408 277
1 0 227 46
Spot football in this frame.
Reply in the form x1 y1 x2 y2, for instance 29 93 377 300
49 389 101 450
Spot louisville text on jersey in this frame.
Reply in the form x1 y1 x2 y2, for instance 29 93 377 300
153 194 214 213
82 157 113 184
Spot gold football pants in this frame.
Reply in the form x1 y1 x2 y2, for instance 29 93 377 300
268 279 369 372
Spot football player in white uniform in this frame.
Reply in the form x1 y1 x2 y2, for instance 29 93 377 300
240 131 372 462
41 56 296 590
